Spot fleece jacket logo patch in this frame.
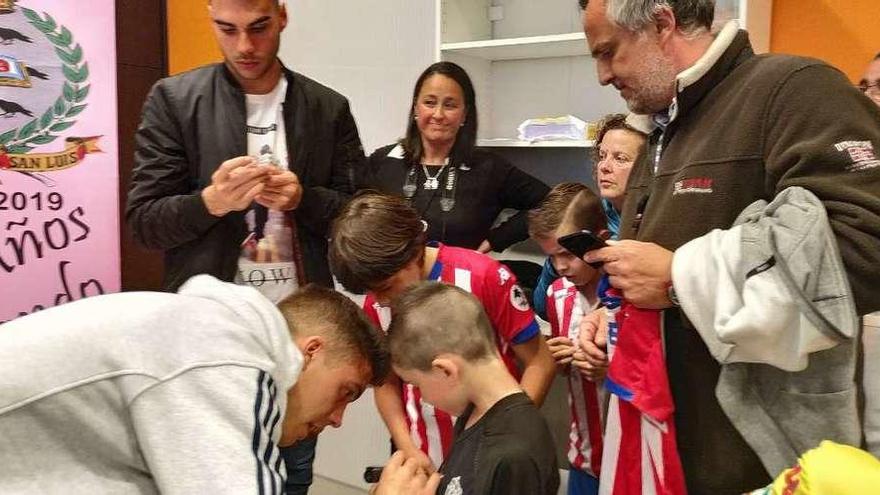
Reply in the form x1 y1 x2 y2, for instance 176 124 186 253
673 177 714 195
510 284 531 312
834 140 880 172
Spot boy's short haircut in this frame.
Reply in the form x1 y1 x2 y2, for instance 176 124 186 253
329 191 426 294
528 182 606 240
277 284 390 385
388 282 498 371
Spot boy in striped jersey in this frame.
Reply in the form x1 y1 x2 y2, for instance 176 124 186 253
529 183 609 495
329 191 556 472
0 276 387 494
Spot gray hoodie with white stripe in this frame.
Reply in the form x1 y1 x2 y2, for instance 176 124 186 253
0 275 301 494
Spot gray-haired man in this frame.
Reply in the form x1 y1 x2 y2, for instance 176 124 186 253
576 0 880 492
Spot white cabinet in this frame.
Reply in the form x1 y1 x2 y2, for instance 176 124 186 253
437 0 773 147
438 0 624 147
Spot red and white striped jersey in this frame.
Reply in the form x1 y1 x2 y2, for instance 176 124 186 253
364 243 540 467
599 297 686 495
546 277 607 477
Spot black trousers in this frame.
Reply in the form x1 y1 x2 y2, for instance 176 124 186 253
281 437 317 495
663 310 771 494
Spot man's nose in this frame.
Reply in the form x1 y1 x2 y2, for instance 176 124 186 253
597 60 614 86
328 403 347 428
237 32 255 54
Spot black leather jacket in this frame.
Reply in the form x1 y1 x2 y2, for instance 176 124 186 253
127 63 365 290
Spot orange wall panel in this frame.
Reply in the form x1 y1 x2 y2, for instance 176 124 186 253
771 0 880 82
167 1 221 75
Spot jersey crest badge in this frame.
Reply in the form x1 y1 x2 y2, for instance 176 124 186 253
510 284 530 312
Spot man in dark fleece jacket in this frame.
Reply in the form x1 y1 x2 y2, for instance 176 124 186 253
577 0 880 493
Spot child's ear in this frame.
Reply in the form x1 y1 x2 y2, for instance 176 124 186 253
431 357 459 380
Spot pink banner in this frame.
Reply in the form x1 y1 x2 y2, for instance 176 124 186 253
0 0 119 323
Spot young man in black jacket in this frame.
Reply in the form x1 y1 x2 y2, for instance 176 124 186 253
126 1 366 493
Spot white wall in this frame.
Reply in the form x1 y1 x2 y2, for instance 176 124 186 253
279 1 437 489
280 0 437 155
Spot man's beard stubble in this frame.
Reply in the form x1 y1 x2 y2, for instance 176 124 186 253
625 49 678 115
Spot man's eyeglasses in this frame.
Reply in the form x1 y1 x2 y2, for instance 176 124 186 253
858 81 880 97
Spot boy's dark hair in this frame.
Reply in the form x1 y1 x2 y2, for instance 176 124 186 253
402 61 478 167
388 282 497 372
528 182 606 240
329 191 426 294
277 284 389 386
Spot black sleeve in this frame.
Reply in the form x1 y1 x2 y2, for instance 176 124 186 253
486 155 550 251
764 63 880 314
126 81 221 250
486 455 548 495
294 98 366 237
356 144 396 191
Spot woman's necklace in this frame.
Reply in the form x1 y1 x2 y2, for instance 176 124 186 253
440 165 457 212
421 163 447 190
402 156 458 213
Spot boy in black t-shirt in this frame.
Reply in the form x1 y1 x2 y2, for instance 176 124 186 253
384 282 559 495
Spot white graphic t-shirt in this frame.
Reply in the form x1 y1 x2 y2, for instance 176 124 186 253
235 78 300 302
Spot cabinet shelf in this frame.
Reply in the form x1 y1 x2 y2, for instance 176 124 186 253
440 32 587 61
478 138 594 148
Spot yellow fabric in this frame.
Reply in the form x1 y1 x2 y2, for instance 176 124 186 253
759 441 880 495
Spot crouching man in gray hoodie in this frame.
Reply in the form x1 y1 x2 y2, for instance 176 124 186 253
0 275 388 494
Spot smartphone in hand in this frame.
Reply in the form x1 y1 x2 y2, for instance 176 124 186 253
557 230 607 268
